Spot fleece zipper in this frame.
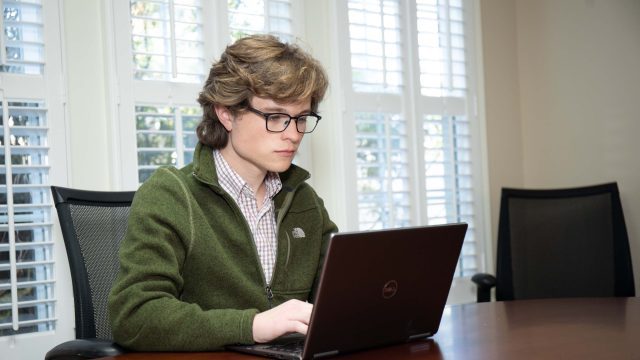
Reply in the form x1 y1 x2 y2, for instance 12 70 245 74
266 187 298 308
192 170 273 307
191 154 307 309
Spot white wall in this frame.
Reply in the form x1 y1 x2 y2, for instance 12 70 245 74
478 0 524 248
63 0 114 190
480 0 640 288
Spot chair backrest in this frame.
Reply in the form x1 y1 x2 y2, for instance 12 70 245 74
495 182 635 301
51 186 135 340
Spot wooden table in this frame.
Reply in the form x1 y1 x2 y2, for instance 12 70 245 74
99 297 640 359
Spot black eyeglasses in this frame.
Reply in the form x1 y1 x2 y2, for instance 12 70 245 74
246 106 321 134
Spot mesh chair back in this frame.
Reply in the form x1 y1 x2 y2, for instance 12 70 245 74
496 182 635 301
51 186 135 340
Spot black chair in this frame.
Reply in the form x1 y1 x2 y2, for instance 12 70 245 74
46 186 135 360
472 182 635 302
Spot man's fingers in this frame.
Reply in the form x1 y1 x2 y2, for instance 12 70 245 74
290 302 313 323
291 321 309 335
253 300 314 342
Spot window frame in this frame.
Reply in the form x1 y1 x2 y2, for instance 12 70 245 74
107 0 220 189
327 0 491 304
0 0 74 357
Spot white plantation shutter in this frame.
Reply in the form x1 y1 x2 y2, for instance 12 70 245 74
135 104 200 183
349 0 410 230
0 0 44 75
130 0 206 83
123 0 207 184
0 0 61 338
417 0 479 276
0 99 54 336
345 0 484 278
355 111 411 229
423 113 478 275
228 0 294 42
347 0 402 94
417 0 467 97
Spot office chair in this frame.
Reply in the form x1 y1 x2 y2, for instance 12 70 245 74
46 186 135 360
472 182 635 302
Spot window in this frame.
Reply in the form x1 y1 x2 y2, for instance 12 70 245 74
355 112 412 229
342 0 486 280
0 99 53 336
135 104 200 182
348 0 402 94
0 0 66 340
0 0 45 75
124 0 207 183
228 0 293 42
112 0 298 187
130 0 206 83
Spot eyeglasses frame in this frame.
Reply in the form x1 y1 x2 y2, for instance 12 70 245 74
245 106 321 134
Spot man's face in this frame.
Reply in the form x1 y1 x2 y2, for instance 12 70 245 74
219 96 311 179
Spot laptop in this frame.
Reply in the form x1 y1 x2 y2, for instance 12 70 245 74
227 223 467 359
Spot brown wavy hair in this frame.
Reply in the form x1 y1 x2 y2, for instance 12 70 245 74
196 34 329 149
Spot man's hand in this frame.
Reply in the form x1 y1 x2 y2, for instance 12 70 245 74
252 299 313 343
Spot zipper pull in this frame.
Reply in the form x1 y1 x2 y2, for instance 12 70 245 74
266 285 274 308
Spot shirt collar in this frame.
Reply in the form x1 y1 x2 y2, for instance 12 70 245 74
213 149 282 199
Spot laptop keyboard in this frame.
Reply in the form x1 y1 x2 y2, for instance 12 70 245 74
261 338 304 354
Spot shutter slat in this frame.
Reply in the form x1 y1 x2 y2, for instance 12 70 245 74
0 93 55 335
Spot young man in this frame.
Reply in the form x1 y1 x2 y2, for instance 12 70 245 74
108 34 338 351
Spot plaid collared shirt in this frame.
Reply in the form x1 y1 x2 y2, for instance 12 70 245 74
213 150 282 283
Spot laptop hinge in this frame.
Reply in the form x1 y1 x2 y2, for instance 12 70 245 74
408 332 432 341
312 350 339 359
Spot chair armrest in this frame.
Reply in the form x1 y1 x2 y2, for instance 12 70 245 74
471 273 497 303
45 338 127 360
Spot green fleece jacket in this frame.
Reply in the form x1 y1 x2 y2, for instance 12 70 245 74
108 143 338 351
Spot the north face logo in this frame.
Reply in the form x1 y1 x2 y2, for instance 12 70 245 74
292 227 306 238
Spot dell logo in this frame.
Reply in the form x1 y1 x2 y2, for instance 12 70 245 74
382 280 398 299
